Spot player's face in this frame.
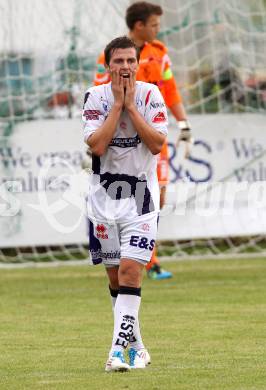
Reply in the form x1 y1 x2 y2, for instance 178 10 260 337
108 47 138 78
140 14 161 42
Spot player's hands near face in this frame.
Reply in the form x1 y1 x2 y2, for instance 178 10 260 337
110 69 124 108
124 70 136 110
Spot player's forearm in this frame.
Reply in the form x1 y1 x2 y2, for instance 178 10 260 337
87 104 122 156
169 102 187 121
126 106 166 155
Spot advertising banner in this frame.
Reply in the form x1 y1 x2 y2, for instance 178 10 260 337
1 114 266 247
0 120 87 247
159 114 266 239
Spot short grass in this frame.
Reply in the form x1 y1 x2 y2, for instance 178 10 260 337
0 258 266 390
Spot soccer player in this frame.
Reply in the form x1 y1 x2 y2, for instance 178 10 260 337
83 36 168 371
94 1 193 280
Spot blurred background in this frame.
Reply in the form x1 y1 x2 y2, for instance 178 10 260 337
0 0 265 133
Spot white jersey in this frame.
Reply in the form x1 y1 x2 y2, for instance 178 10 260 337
83 81 168 222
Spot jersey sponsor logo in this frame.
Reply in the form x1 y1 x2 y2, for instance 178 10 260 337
90 249 120 259
109 135 141 148
115 315 135 349
152 111 166 123
97 233 108 239
84 109 101 120
96 223 108 239
136 99 143 107
150 101 165 109
129 235 155 251
96 224 106 233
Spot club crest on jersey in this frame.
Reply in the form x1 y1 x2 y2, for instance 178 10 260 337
96 224 108 239
141 223 150 232
152 111 166 123
100 97 109 112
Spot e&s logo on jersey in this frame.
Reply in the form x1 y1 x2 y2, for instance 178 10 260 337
96 224 108 239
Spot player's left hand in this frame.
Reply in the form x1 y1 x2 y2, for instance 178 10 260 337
124 70 136 110
176 120 194 158
110 69 125 108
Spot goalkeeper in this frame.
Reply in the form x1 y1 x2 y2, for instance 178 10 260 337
94 1 193 280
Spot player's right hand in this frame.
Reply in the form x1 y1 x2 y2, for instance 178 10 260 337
110 69 124 108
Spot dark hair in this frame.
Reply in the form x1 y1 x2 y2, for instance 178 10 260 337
126 1 163 30
104 36 140 66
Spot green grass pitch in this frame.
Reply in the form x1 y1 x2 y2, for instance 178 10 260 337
0 258 266 390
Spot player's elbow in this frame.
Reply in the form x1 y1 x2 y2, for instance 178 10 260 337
89 145 106 157
151 136 166 155
151 144 163 155
87 137 106 156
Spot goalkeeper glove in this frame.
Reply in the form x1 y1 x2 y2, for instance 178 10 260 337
176 120 194 158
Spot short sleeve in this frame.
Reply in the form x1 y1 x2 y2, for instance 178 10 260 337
144 86 168 135
82 89 105 143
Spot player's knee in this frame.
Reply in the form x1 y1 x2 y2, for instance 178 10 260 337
119 267 138 286
118 260 142 287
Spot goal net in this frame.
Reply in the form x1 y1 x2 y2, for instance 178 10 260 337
159 0 266 114
1 0 266 264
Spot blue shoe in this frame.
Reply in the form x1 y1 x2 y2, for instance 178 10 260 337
128 348 149 369
147 265 173 280
105 351 130 372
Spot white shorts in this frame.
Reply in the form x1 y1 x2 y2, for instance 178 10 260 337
88 212 159 267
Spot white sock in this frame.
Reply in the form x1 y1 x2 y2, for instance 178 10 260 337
110 286 142 355
108 286 145 352
109 286 118 311
129 318 145 351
